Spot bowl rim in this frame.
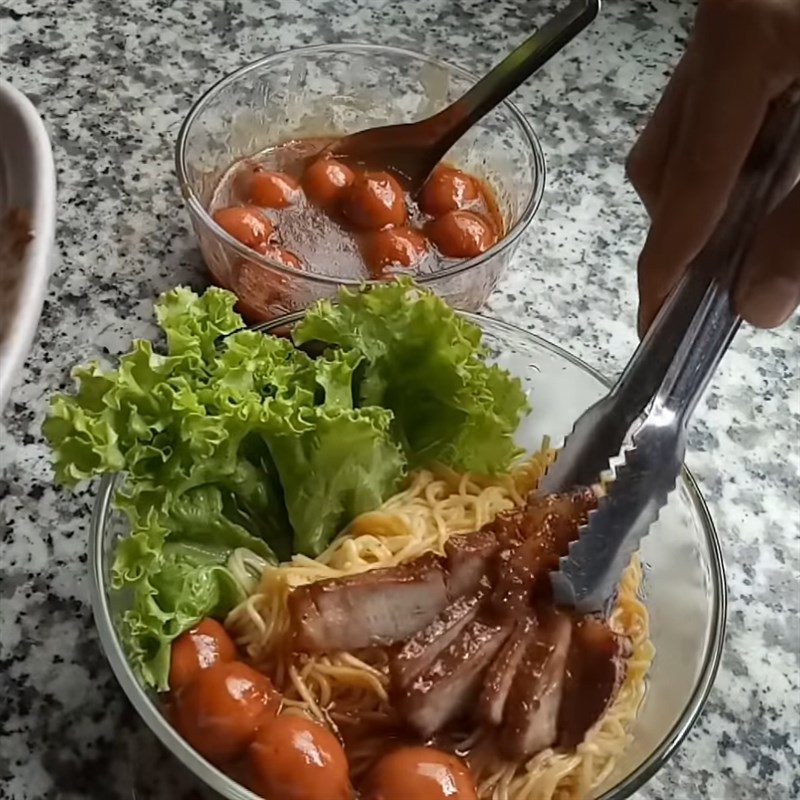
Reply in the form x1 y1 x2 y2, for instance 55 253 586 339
88 311 727 800
174 42 546 286
0 79 57 413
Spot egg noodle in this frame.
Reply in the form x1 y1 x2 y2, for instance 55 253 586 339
226 445 654 800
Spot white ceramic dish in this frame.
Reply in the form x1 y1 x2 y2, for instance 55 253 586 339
0 79 56 412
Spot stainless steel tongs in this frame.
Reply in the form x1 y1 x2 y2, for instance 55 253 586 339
541 86 800 614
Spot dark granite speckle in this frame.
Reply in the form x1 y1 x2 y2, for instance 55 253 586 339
1 1 798 799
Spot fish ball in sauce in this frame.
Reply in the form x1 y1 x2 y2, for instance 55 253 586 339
207 139 506 305
363 227 428 274
173 661 280 764
364 746 478 800
240 167 300 208
168 618 237 694
426 209 497 258
213 206 273 249
419 166 481 217
248 714 352 800
303 157 355 206
342 171 407 229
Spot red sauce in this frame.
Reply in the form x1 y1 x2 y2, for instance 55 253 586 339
207 138 505 316
0 208 33 345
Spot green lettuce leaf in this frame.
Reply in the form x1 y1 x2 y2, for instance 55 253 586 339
267 405 405 556
113 512 249 690
262 346 404 554
158 485 277 561
110 486 278 689
44 281 528 689
295 280 529 474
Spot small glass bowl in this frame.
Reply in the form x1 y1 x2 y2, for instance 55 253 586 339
175 44 545 319
89 313 726 800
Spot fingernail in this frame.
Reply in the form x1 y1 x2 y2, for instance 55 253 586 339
738 277 799 328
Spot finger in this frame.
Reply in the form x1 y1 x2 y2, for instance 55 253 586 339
734 180 800 328
639 73 767 323
626 54 692 215
637 1 797 333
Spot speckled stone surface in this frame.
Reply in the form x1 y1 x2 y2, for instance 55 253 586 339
1 1 798 798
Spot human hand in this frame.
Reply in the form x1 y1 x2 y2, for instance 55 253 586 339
627 0 800 333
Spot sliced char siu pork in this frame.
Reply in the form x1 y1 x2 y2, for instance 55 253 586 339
286 486 630 761
397 615 512 738
492 488 597 613
391 490 597 741
444 528 500 598
498 609 573 759
390 587 488 689
288 489 595 654
288 553 448 652
288 518 513 654
479 615 537 726
558 616 630 748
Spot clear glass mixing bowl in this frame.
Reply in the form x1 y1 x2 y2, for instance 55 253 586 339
175 44 545 320
89 313 726 800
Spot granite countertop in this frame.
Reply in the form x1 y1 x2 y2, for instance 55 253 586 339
1 1 798 798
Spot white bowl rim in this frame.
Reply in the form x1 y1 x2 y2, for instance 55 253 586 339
88 311 727 800
0 80 57 413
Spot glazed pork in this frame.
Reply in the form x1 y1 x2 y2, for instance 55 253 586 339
287 488 630 759
558 616 630 748
480 616 537 726
444 528 500 598
289 524 503 653
391 588 488 689
491 487 597 613
288 553 449 652
398 616 512 738
498 609 573 759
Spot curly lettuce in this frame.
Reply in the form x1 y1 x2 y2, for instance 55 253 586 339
112 491 270 690
295 280 529 473
44 281 528 689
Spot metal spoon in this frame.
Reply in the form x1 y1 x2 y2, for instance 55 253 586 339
327 0 601 190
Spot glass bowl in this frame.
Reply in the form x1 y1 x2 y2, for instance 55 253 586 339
175 44 545 319
89 313 726 800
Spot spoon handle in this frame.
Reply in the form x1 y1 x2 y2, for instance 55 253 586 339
432 0 601 152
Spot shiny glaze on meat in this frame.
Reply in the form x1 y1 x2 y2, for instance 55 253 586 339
287 488 630 763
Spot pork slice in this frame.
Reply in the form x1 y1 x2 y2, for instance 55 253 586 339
526 487 598 529
484 506 528 549
558 616 628 748
492 489 599 613
288 553 449 653
390 589 486 689
480 616 537 726
444 528 499 598
399 616 512 738
499 610 572 759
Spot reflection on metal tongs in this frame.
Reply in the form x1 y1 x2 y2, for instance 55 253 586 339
541 86 800 614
